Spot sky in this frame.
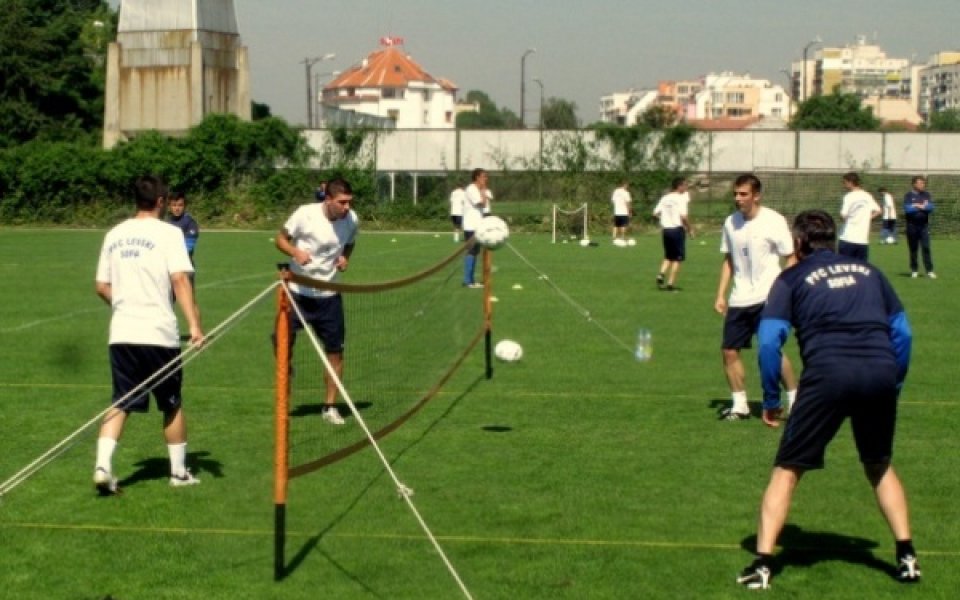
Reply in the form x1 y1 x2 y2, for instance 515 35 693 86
111 0 960 126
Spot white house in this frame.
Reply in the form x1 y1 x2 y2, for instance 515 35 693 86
321 44 458 129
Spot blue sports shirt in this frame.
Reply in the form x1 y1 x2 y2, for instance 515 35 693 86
757 249 912 409
167 212 200 260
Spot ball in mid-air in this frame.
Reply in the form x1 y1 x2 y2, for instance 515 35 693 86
475 216 510 250
494 339 523 362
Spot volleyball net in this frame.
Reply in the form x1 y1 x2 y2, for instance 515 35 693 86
272 242 493 596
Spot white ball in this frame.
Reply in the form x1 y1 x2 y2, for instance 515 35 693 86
886 236 896 244
494 339 523 362
474 216 510 250
579 238 591 247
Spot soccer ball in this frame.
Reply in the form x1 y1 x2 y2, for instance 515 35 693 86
494 339 523 362
579 238 591 247
885 236 896 245
474 216 510 250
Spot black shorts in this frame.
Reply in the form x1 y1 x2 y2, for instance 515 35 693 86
838 240 869 261
662 227 686 261
451 215 463 228
463 230 481 256
721 304 765 350
775 362 898 469
290 292 346 353
109 344 183 413
613 215 630 227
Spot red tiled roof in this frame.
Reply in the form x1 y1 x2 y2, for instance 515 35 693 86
326 46 456 91
686 117 760 131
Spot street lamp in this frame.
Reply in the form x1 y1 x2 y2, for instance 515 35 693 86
520 48 536 127
302 52 335 128
801 36 822 102
533 78 544 128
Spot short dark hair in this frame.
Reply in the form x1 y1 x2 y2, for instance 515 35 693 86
671 177 687 191
843 172 861 186
792 209 837 256
169 189 186 202
911 175 926 185
325 177 353 199
733 173 762 193
471 168 486 182
133 175 167 211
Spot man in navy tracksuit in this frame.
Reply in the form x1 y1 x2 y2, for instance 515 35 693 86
903 176 935 279
736 210 920 589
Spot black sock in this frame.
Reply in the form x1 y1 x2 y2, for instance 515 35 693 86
754 553 773 568
896 540 915 558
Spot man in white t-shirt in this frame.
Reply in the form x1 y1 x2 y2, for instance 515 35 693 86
653 177 693 291
610 179 632 243
275 178 359 425
462 168 489 288
93 175 205 495
878 186 897 244
838 172 882 260
715 174 797 421
449 183 465 242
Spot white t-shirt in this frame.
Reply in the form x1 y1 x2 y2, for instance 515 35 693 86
720 206 794 308
881 191 896 220
840 189 881 245
463 183 486 231
653 191 688 229
482 189 493 215
283 203 359 298
611 187 632 216
95 218 195 347
449 188 465 217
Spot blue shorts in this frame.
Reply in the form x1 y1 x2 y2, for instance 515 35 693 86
451 215 463 228
463 230 481 256
661 227 686 261
289 292 346 354
722 304 765 350
775 361 898 469
838 240 869 261
109 344 183 413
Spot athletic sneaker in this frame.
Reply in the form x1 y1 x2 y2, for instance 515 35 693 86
718 407 750 421
93 467 120 496
911 272 919 278
322 406 346 425
897 554 922 583
736 560 772 589
463 283 484 289
169 470 200 487
656 274 665 288
928 272 937 279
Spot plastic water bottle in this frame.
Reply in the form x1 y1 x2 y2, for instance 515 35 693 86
635 328 652 362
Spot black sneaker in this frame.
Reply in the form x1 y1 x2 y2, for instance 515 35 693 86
656 274 665 289
718 407 750 421
897 554 921 583
736 560 772 589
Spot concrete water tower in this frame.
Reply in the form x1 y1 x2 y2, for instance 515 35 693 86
103 0 251 148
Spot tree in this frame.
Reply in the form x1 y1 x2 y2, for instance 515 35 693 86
456 90 522 129
0 0 115 148
541 98 579 129
638 104 679 129
790 90 880 131
924 108 960 132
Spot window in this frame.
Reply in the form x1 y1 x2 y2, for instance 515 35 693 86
387 109 399 121
726 92 745 104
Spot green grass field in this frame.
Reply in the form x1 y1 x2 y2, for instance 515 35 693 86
1 227 958 599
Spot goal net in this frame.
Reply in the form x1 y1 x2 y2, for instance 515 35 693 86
551 203 589 243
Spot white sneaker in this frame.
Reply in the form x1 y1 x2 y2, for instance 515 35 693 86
322 406 345 425
169 470 200 487
928 272 937 279
911 272 919 278
93 467 119 495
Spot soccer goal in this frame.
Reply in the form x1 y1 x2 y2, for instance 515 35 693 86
551 202 589 243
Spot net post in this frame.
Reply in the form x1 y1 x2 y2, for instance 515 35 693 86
582 202 588 240
483 248 493 379
551 204 557 244
273 265 292 581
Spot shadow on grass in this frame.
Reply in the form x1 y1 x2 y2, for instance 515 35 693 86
276 375 484 583
117 451 223 489
290 401 372 417
739 524 897 580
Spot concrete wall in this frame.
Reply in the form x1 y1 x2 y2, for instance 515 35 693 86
305 129 960 173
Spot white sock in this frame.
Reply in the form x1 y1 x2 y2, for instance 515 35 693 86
168 442 187 477
787 389 798 412
96 437 117 473
731 391 749 414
